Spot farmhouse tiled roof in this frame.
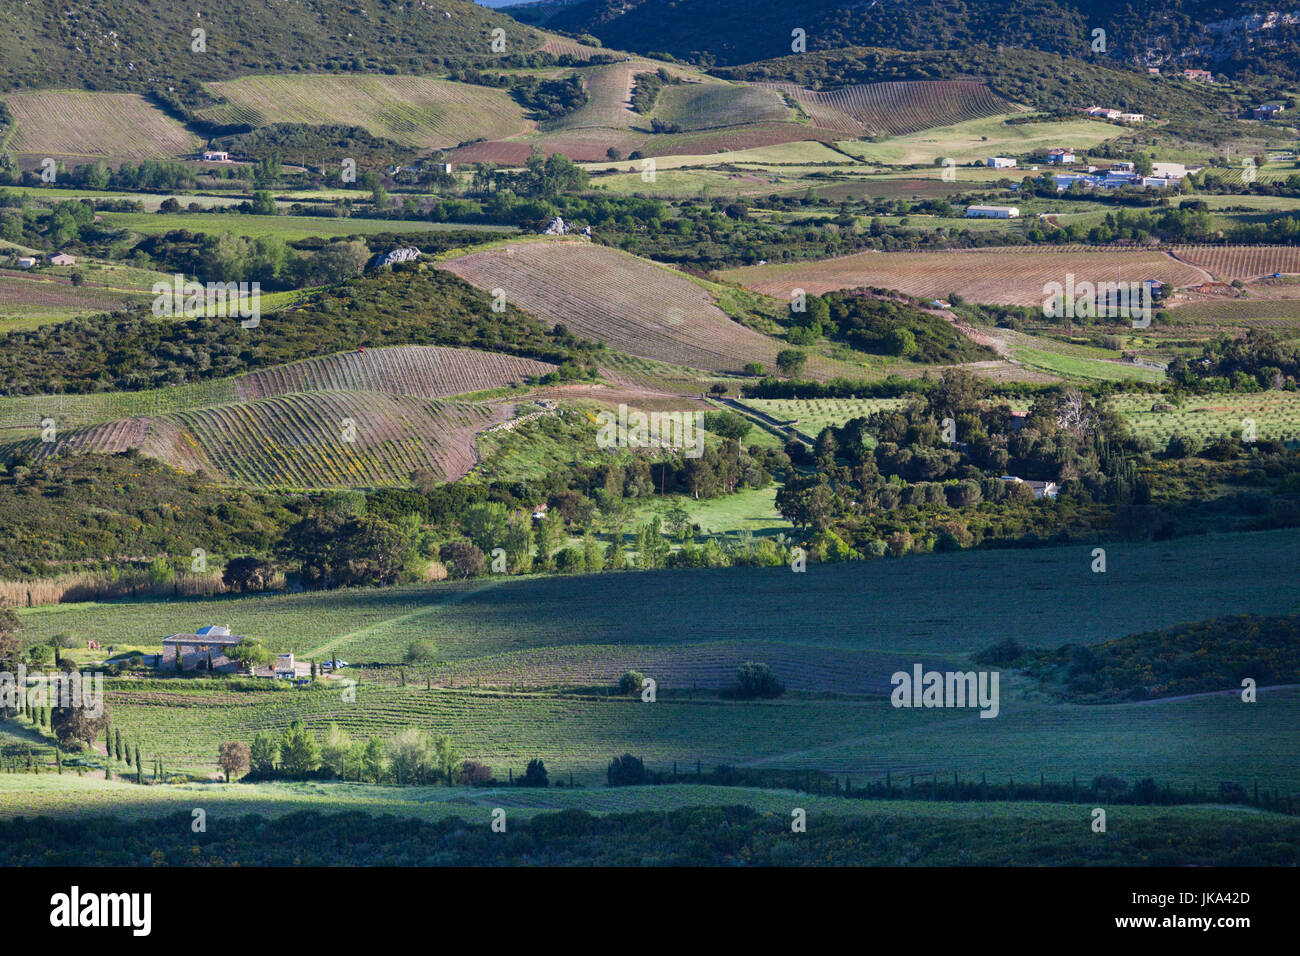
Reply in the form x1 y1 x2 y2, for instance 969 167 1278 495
162 633 245 645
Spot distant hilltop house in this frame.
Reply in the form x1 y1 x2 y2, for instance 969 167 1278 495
1147 67 1160 75
1000 476 1059 499
1183 69 1214 82
14 256 36 269
1119 112 1145 123
434 162 453 174
986 156 1017 168
48 252 76 266
965 204 1020 219
371 246 421 268
1084 106 1122 120
1255 104 1285 119
199 149 230 162
1046 148 1075 164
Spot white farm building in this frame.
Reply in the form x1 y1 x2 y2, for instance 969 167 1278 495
965 205 1020 219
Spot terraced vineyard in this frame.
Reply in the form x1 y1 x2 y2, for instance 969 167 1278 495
197 75 530 149
3 91 200 161
0 271 146 326
1172 245 1300 281
0 346 551 432
1164 298 1300 327
764 81 1009 137
166 392 504 486
538 36 610 60
1113 391 1300 446
13 392 509 487
441 240 791 373
722 247 1206 307
235 346 555 401
547 62 641 130
653 82 793 132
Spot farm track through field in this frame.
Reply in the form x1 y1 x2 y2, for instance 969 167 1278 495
302 579 505 660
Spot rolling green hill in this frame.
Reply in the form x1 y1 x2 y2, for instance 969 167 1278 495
0 0 549 92
541 0 1300 81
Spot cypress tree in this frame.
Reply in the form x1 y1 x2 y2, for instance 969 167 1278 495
56 750 63 774
114 729 123 762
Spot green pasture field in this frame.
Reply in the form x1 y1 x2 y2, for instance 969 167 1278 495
1009 344 1164 383
589 167 808 198
1112 390 1300 446
622 485 792 541
1 185 258 211
581 141 853 173
834 115 1129 166
744 397 907 434
99 211 513 241
2 773 1291 857
17 527 1300 665
14 672 1299 790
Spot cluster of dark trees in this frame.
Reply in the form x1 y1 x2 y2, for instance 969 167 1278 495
775 371 1149 551
1168 330 1300 391
0 267 596 395
630 68 683 114
1011 613 1300 703
4 797 1293 866
787 289 993 363
772 368 1300 556
447 68 588 121
1 160 196 192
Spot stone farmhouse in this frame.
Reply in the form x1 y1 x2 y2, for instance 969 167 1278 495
161 625 244 671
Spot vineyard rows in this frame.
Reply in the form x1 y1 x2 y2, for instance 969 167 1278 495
434 640 954 695
15 392 509 488
167 392 502 487
0 346 545 431
1172 245 1300 282
546 62 641 131
653 83 792 133
197 75 530 149
763 81 1009 137
442 241 787 372
4 91 200 159
235 346 555 401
